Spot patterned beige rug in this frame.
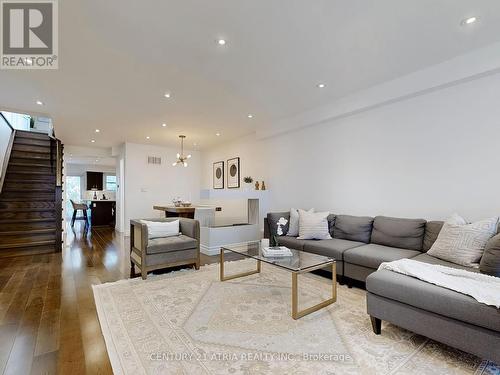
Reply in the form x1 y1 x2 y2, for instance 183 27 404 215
93 260 499 375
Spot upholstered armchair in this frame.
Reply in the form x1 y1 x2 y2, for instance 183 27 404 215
130 217 200 279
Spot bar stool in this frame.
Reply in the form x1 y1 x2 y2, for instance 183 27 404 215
70 199 89 227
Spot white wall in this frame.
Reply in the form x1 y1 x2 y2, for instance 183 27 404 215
123 142 201 235
201 71 500 222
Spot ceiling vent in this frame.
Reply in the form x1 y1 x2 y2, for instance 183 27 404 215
147 156 162 165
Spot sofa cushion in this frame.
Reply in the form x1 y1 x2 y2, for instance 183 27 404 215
267 212 290 237
371 216 426 251
333 215 374 243
344 244 420 269
276 236 308 251
303 238 364 260
480 233 500 277
423 221 444 252
147 235 198 254
366 269 500 332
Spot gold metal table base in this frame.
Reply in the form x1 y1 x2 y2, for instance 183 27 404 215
219 248 261 281
219 249 336 320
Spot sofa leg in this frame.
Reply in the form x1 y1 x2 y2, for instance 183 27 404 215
370 316 381 335
347 278 353 288
338 276 345 285
141 268 147 280
194 262 200 270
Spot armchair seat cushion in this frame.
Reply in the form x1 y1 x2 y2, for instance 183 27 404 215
147 235 198 254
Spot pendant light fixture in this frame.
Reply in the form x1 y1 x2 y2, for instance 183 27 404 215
172 135 191 167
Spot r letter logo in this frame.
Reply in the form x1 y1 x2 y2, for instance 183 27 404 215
1 0 58 69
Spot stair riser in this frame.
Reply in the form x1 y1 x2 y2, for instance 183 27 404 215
0 233 56 245
0 211 56 220
12 143 51 153
10 151 53 160
14 131 51 140
0 192 55 201
6 164 54 173
4 182 54 190
14 138 51 147
5 173 56 181
8 158 54 168
0 201 56 210
0 221 56 232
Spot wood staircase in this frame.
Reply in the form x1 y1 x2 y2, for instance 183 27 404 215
0 130 63 257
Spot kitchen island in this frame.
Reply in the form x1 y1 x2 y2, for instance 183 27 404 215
85 200 116 227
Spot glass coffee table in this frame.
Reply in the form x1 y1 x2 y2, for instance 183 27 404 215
220 242 337 320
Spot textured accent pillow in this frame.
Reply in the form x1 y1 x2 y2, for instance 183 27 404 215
287 208 314 236
333 215 374 243
479 234 500 277
427 214 499 267
141 220 180 239
297 210 332 240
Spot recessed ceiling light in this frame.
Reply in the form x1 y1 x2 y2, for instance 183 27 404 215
164 93 171 98
193 143 198 146
146 136 150 139
217 39 226 46
247 114 253 119
317 83 326 88
162 123 167 127
462 16 478 25
91 139 96 143
36 100 43 105
95 129 100 133
215 132 221 137
95 159 99 162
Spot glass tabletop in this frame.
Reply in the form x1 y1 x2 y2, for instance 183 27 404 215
221 241 335 272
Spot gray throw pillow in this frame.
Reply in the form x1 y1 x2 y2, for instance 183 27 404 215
267 212 290 237
371 216 426 251
333 215 373 243
423 221 444 252
479 234 500 277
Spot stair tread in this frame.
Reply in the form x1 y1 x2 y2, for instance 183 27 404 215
6 170 54 175
0 207 56 212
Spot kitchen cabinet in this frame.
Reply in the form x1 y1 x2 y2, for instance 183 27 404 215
86 172 103 190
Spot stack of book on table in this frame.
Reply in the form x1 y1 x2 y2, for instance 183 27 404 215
262 246 293 258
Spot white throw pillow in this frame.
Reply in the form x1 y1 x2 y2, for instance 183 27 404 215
297 210 332 240
287 208 314 236
141 220 180 239
427 213 499 267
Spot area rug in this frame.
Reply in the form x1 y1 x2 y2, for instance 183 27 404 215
93 259 499 375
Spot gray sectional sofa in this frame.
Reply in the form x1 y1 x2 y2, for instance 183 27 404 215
264 212 500 364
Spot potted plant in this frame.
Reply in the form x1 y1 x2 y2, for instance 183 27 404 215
243 176 253 190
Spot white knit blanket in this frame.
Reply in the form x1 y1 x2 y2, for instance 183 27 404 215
378 259 500 308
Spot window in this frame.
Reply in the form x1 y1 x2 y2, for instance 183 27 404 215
105 175 117 191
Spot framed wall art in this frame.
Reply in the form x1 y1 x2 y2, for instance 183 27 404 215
227 157 240 188
213 161 224 189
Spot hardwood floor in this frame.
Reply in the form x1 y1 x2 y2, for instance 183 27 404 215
0 222 233 375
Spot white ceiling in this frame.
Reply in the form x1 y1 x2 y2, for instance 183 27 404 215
1 0 500 149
